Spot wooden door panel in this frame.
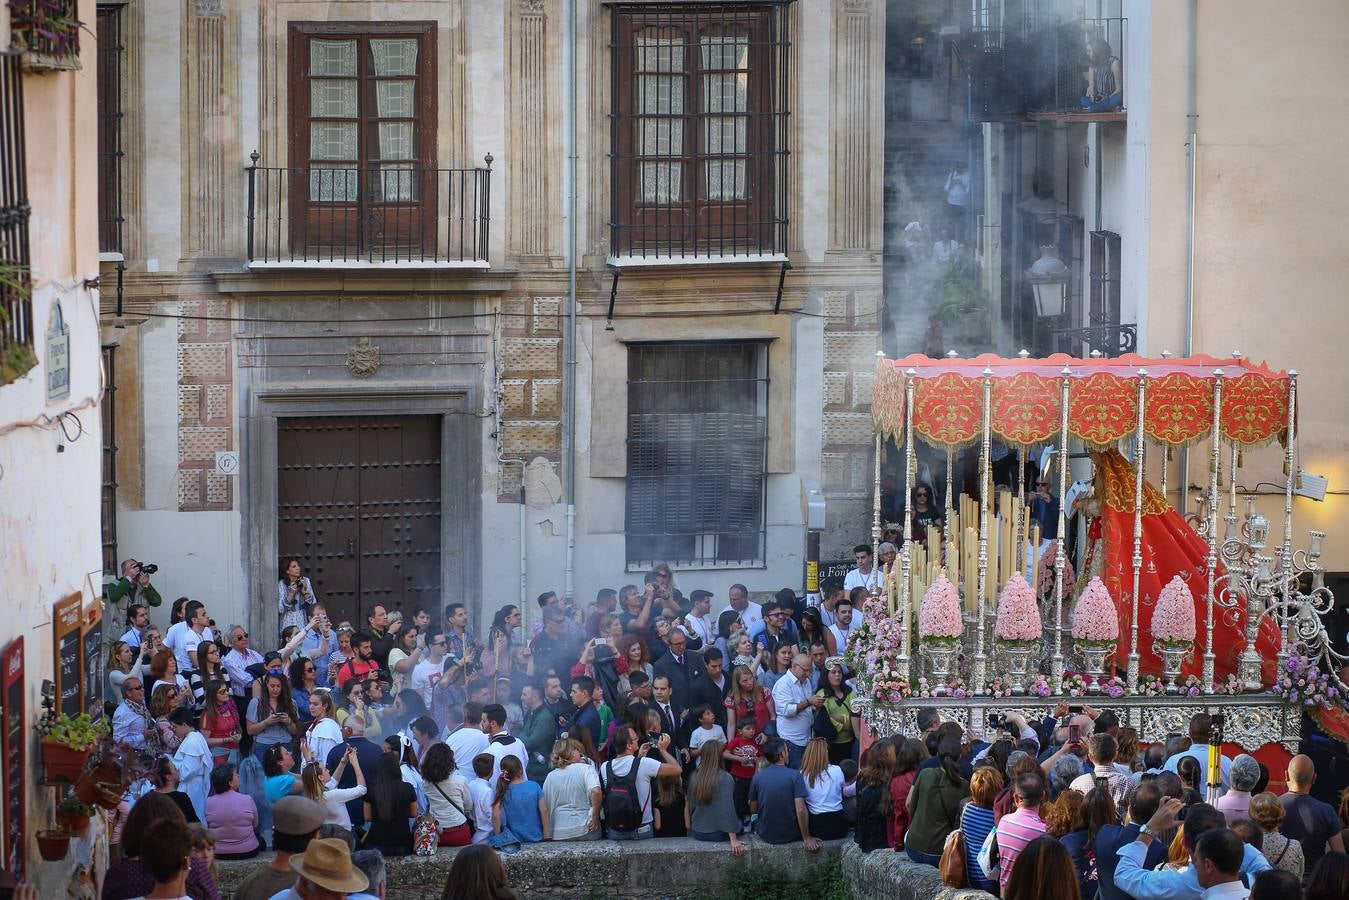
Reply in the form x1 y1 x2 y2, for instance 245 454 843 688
277 418 361 625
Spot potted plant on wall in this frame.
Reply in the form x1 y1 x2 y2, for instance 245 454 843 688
55 795 95 835
75 732 151 810
37 712 106 783
36 829 72 862
7 0 83 71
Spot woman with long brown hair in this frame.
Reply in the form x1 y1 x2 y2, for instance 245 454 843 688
904 736 970 864
440 844 515 900
200 678 243 766
724 663 774 740
889 737 923 849
246 671 299 765
149 682 184 753
1003 833 1082 900
687 740 745 855
1060 787 1118 898
799 736 849 840
853 737 898 851
188 641 227 709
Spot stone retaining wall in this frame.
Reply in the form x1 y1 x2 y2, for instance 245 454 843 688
216 836 847 899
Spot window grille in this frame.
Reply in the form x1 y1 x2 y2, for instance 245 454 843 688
625 341 768 568
1089 229 1121 327
0 51 31 357
609 2 791 260
101 343 119 574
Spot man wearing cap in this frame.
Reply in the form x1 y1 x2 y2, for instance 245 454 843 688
265 836 369 899
235 796 325 900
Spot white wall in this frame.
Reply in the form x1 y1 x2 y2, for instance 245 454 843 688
116 510 243 632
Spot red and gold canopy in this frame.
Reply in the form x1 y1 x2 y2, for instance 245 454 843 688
872 353 1292 450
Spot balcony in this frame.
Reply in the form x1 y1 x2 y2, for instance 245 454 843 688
246 155 492 269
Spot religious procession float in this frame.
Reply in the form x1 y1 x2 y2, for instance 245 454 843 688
846 352 1349 770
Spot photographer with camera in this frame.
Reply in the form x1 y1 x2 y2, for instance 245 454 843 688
107 558 163 609
278 558 318 638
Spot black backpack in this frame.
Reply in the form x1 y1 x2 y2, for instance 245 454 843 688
602 757 645 833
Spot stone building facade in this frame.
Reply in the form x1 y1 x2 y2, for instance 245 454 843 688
100 0 887 638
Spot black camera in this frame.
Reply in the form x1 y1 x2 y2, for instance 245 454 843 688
139 562 159 575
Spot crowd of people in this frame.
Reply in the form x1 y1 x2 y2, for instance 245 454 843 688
98 557 1349 899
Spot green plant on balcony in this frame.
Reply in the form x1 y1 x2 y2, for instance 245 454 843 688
933 250 990 343
7 0 82 68
0 263 35 386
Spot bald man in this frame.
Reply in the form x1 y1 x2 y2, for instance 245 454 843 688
1279 754 1345 883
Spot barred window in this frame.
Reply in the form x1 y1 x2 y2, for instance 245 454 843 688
97 3 126 255
0 51 31 366
610 3 790 260
626 341 768 568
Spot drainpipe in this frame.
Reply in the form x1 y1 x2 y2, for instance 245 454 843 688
563 0 579 604
1179 0 1198 517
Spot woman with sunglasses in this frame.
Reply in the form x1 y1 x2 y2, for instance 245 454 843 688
287 655 321 725
149 682 184 753
188 641 228 710
201 678 243 766
247 672 300 765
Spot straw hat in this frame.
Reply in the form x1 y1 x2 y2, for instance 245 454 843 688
288 837 369 893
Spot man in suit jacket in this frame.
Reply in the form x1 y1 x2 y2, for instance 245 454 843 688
323 716 385 833
652 628 702 710
687 646 732 731
650 673 685 749
1096 781 1167 900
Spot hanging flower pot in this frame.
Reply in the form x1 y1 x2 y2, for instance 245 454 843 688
36 830 72 862
73 773 122 810
55 797 95 835
40 739 92 783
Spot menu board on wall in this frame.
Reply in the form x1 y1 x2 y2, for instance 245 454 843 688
2 637 25 880
52 592 84 719
83 606 104 719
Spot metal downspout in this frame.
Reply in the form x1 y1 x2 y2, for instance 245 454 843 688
563 0 579 604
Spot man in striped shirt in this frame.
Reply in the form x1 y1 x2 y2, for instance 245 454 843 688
995 772 1050 892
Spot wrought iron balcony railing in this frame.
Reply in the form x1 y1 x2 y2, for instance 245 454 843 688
246 155 492 267
1052 322 1137 358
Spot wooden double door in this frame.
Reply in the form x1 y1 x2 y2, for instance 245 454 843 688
277 415 442 626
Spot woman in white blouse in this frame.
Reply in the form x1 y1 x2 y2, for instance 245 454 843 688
542 738 601 841
301 747 366 829
278 558 318 637
303 688 343 767
420 742 475 846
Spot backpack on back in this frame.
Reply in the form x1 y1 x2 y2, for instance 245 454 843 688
602 757 645 834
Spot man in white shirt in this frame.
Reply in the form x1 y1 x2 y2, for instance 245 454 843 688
826 597 860 656
120 603 149 649
468 754 495 844
679 590 715 650
1192 827 1252 900
410 629 449 707
165 600 214 672
482 703 527 788
222 625 265 701
814 581 846 629
727 583 762 635
843 544 878 593
597 726 683 839
772 652 823 769
445 702 490 780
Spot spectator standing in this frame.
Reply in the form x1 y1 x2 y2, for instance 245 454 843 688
799 737 849 840
151 683 184 753
758 643 795 692
652 629 702 711
1069 733 1135 813
1249 791 1304 879
1060 786 1118 899
288 657 319 722
724 664 773 741
362 752 419 857
278 559 317 636
445 705 490 778
1116 799 1272 900
170 707 213 822
131 819 196 900
852 738 897 852
1280 754 1346 881
724 719 763 820
543 738 601 841
687 705 726 762
1189 828 1249 900
204 762 260 860
905 737 970 865
1096 782 1168 900
650 675 684 751
748 738 819 850
233 796 325 900
688 647 731 731
568 676 603 750
599 727 682 840
1306 852 1349 900
108 558 165 609
324 715 384 833
365 606 400 671
824 598 859 656
335 633 379 689
222 626 265 704
303 689 344 766
246 672 299 766
386 625 424 695
349 849 386 900
1164 713 1233 790
961 765 1003 892
843 544 879 593
687 740 746 855
1003 834 1081 900
1218 754 1262 825
108 640 147 702
816 664 858 763
519 683 556 784
483 703 529 789
421 743 474 846
166 600 214 674
888 738 922 850
996 773 1051 892
772 652 822 769
468 753 496 844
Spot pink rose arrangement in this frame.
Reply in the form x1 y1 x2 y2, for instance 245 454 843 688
847 593 913 702
1071 577 1120 648
918 573 964 648
1152 576 1197 648
993 573 1043 646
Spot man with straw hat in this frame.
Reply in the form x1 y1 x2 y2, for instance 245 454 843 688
267 836 369 899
